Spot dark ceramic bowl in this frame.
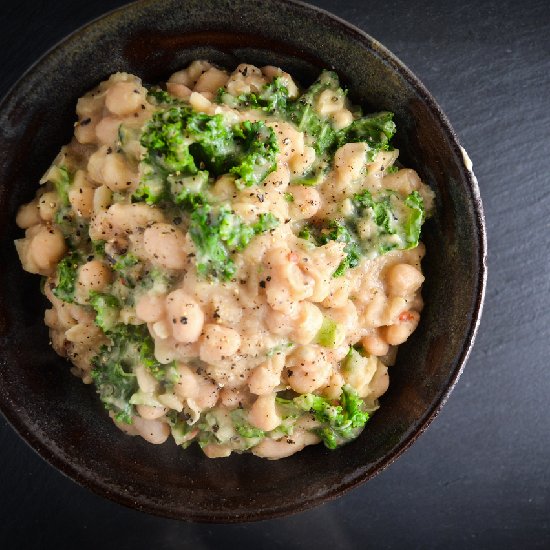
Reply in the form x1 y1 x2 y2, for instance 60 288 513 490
0 0 486 522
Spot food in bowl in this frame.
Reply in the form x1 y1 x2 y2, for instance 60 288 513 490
14 60 434 459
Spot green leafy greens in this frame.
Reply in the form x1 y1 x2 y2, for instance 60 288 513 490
216 70 396 169
294 385 370 449
132 94 282 281
217 77 289 113
230 121 279 188
299 190 426 276
299 219 361 277
90 324 178 423
335 112 396 162
189 205 279 280
88 292 120 332
134 99 279 204
49 165 72 206
52 251 81 303
90 325 140 424
352 189 426 252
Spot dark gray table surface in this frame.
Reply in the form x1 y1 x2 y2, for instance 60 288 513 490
0 0 548 548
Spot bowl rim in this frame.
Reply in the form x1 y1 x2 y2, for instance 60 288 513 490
0 0 487 523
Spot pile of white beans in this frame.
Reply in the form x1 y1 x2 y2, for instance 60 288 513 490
14 61 434 459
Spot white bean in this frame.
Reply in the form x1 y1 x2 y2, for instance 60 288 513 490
382 311 420 345
368 363 390 399
194 67 229 93
74 117 98 144
166 82 192 100
248 363 280 395
327 299 358 331
16 200 41 229
135 364 158 394
193 377 220 410
168 69 193 87
361 332 389 356
105 81 145 116
251 429 319 459
331 109 353 131
210 174 237 201
166 290 204 343
299 257 332 304
76 93 103 119
227 63 265 95
289 145 316 176
189 91 211 113
87 146 137 191
135 293 166 323
293 302 324 345
264 307 295 336
323 372 345 400
322 278 350 309
334 142 368 183
44 308 58 329
386 263 425 296
132 416 170 444
68 184 94 218
143 223 187 269
95 116 122 145
185 60 213 83
288 186 321 220
219 387 244 409
92 185 112 213
286 345 331 393
90 203 165 241
382 168 421 195
76 260 111 298
268 121 304 160
101 151 138 191
151 320 171 340
265 248 314 311
200 324 241 363
30 226 67 273
362 292 387 328
136 404 167 420
38 192 59 222
202 444 232 458
316 88 345 115
174 364 200 400
248 393 281 432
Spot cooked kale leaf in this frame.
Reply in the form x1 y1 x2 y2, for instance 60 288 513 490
299 219 360 277
90 325 140 424
135 101 279 204
91 323 178 423
52 251 82 303
217 70 395 166
335 112 396 162
230 121 279 188
217 77 289 113
294 385 369 449
352 189 425 251
190 205 279 281
88 292 120 332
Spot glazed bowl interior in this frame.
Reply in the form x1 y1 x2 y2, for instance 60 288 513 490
0 0 485 522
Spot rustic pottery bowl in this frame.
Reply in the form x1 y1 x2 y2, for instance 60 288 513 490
0 0 486 522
